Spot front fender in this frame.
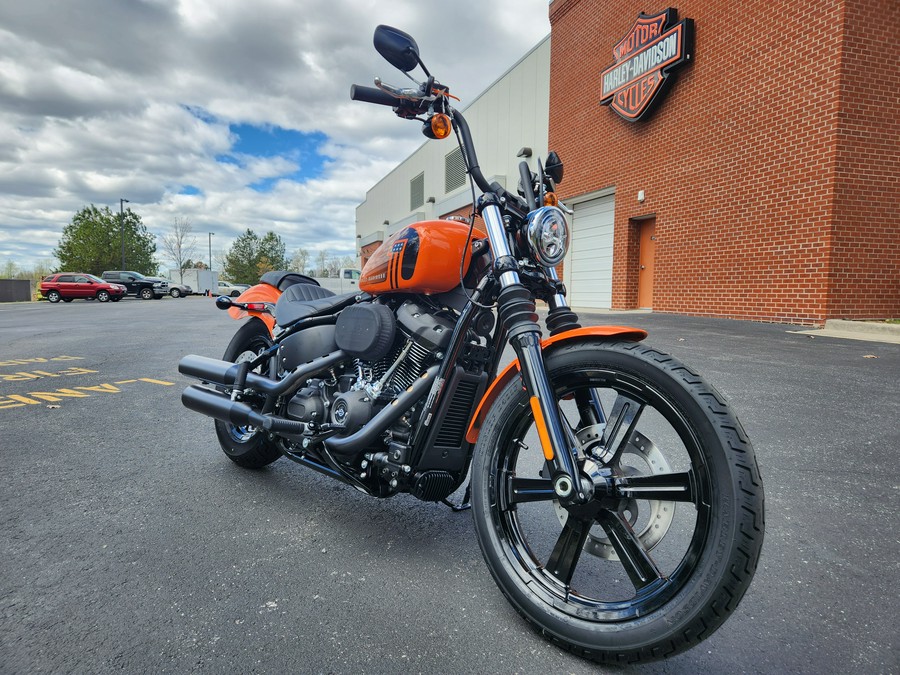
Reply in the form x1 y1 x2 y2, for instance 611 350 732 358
227 283 282 335
465 325 647 444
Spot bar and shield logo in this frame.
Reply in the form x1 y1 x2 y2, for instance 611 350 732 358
600 8 694 121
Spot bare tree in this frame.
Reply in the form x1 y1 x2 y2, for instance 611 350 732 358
290 247 310 275
316 249 329 277
160 217 198 282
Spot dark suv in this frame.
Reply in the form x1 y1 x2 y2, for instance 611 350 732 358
101 271 168 299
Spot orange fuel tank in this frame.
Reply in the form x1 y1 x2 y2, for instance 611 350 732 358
360 220 486 295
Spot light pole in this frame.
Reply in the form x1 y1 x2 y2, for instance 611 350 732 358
208 232 215 295
119 198 129 268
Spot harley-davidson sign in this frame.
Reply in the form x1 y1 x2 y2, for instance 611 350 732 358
600 8 694 121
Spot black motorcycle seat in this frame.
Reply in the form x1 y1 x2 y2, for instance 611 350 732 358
260 270 322 291
275 285 361 328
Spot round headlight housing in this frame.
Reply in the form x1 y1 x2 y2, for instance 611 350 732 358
525 206 569 267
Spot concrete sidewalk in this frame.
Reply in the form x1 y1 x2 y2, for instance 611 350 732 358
564 306 900 345
791 319 900 344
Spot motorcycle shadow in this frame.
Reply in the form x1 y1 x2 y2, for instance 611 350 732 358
208 455 477 563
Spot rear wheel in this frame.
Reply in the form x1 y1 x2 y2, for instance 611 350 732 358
213 319 281 469
471 340 764 664
47 291 61 303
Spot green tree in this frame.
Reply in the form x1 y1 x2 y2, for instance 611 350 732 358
223 229 288 283
54 204 156 274
223 229 259 283
258 232 288 271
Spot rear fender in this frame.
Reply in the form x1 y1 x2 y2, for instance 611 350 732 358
465 325 648 444
227 283 281 335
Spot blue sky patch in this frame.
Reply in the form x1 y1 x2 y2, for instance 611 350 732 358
179 185 202 195
228 124 327 180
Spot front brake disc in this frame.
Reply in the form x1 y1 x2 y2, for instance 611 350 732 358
554 430 677 561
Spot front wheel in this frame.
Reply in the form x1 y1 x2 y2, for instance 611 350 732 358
96 290 110 302
170 288 182 298
139 288 154 300
213 319 281 469
471 340 764 664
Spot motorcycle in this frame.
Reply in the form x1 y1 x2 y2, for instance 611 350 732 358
179 25 764 664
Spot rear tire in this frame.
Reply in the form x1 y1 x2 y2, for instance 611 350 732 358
471 340 764 664
213 319 281 469
47 291 61 303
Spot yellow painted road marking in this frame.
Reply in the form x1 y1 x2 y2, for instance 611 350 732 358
0 367 98 382
0 378 176 411
0 356 84 368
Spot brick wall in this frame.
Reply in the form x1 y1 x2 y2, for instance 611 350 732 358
828 0 900 319
549 0 897 324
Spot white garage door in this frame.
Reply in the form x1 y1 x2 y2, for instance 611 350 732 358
568 194 615 309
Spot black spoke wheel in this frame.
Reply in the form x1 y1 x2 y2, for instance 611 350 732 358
213 319 282 469
471 340 764 664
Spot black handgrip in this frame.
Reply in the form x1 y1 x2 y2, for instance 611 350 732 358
350 84 399 107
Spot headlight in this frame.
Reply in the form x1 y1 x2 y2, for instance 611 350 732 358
525 206 569 266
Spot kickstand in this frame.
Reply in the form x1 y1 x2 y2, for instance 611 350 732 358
442 483 471 512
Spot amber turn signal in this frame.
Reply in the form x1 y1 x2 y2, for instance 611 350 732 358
543 192 559 207
430 113 452 139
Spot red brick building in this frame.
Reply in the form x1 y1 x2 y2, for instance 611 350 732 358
549 0 898 324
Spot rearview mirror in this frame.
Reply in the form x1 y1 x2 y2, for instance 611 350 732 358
545 151 564 185
374 25 421 73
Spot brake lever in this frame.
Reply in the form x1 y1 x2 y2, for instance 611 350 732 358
375 77 426 101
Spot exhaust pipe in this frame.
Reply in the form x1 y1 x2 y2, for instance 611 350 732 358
181 385 306 433
182 384 268 427
179 350 346 397
324 366 438 457
182 363 439 456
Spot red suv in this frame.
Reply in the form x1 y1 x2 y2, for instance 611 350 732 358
39 273 127 303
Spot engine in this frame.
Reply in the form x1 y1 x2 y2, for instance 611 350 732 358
285 299 455 439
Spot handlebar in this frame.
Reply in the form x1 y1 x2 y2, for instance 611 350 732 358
350 84 401 107
351 82 524 211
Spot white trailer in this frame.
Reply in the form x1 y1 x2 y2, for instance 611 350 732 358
168 269 219 295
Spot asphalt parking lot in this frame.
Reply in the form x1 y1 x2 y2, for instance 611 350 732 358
1 296 898 674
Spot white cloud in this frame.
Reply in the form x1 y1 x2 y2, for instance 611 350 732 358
0 0 550 269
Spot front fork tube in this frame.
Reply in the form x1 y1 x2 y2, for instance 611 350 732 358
480 197 590 504
512 332 590 504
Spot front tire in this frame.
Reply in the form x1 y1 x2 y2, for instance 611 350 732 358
471 340 764 664
96 290 110 302
139 288 154 300
213 319 281 469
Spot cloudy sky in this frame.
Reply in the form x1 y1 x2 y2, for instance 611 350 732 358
0 0 550 272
